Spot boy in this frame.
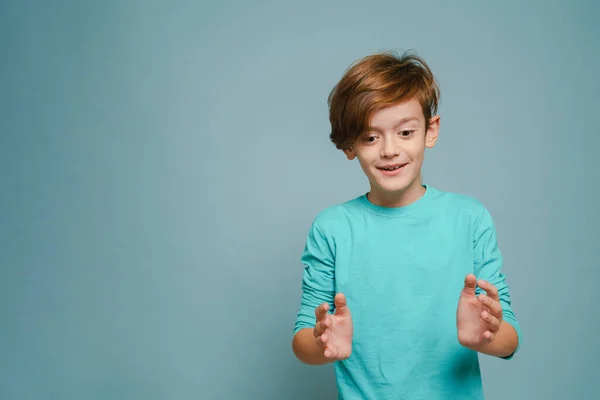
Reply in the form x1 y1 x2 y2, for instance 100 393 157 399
291 51 521 399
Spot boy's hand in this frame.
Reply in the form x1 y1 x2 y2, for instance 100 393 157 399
313 293 353 360
456 274 503 350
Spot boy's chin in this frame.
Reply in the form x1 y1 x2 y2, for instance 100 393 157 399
369 176 419 196
371 182 412 196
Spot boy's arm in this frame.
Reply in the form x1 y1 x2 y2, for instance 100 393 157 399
473 205 522 359
293 328 331 365
292 218 336 364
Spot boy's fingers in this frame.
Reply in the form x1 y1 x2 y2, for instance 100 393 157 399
314 314 332 336
478 294 502 316
313 321 325 337
320 333 328 345
324 344 337 359
315 302 329 320
478 280 499 301
481 310 501 332
483 331 495 342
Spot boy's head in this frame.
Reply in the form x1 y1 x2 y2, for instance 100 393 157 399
328 51 441 205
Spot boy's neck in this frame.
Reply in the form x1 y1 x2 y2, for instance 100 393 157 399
367 179 426 208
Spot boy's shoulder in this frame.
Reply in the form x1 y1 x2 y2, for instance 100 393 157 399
310 194 365 231
433 187 500 234
432 186 488 212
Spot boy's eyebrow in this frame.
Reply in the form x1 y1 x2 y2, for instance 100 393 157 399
368 117 420 132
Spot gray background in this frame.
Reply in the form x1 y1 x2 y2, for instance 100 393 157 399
1 0 598 399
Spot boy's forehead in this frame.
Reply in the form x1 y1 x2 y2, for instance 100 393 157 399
368 100 424 130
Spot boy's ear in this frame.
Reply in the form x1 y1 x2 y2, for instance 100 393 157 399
425 115 440 148
343 146 356 160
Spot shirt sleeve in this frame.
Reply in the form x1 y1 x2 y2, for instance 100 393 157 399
294 218 336 335
473 205 522 359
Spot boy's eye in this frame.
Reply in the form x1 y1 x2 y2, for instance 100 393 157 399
399 130 414 137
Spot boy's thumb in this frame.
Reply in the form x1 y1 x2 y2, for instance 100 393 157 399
462 274 477 294
334 293 349 315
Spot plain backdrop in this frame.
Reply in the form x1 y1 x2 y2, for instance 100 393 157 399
1 0 599 399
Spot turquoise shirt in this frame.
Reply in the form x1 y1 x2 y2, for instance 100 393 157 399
294 185 521 399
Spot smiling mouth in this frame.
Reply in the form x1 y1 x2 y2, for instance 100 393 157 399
377 163 407 171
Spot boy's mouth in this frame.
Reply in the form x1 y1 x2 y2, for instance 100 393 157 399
377 163 408 171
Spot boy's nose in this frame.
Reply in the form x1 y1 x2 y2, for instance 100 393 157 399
380 140 400 158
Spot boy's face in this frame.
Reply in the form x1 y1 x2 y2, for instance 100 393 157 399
343 98 440 206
